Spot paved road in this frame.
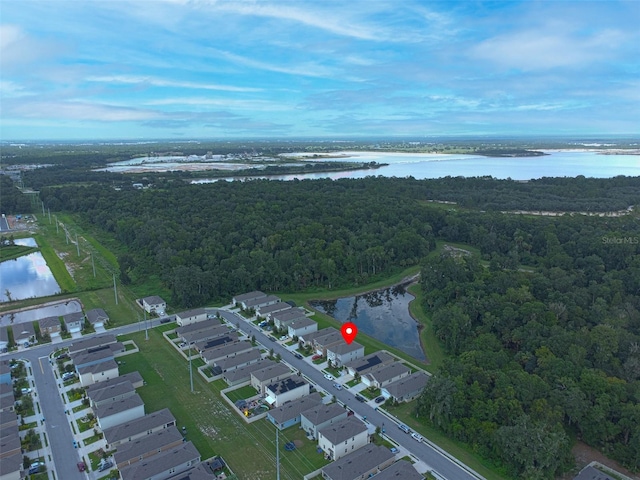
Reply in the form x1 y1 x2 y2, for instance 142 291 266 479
215 308 482 480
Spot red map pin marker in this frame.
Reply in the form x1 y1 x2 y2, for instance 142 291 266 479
341 322 358 344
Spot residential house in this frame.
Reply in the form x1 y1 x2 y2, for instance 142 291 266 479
381 371 430 403
362 363 410 389
114 425 184 468
87 380 136 408
572 465 618 480
86 308 109 329
301 402 348 439
85 371 144 396
313 329 344 356
63 311 85 334
255 302 291 319
0 383 15 412
95 393 145 430
232 291 266 307
266 393 322 430
71 342 124 369
0 361 11 385
318 416 369 461
166 463 217 480
175 308 207 327
0 430 21 459
194 332 240 354
0 327 8 353
181 324 230 347
211 348 262 376
321 444 395 480
251 363 292 395
298 327 338 349
38 316 61 338
175 318 222 340
142 296 166 315
13 322 35 347
370 460 423 480
242 294 280 311
0 410 18 431
104 408 176 450
200 341 253 365
223 359 276 387
345 352 395 378
326 341 365 368
287 317 317 339
264 376 309 407
119 441 200 480
69 334 116 356
272 308 307 330
0 451 22 480
78 358 120 386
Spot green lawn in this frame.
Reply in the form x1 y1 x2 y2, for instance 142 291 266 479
117 328 323 480
225 385 259 403
84 432 103 445
359 387 381 400
345 379 360 388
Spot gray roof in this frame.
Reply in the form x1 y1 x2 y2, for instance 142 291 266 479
0 451 21 476
119 442 200 480
213 348 261 371
0 394 14 411
322 444 395 480
0 410 18 428
200 339 250 361
69 334 117 355
72 342 123 367
64 311 85 325
288 316 316 329
318 416 367 445
114 425 183 466
95 393 144 419
176 308 206 319
175 318 222 337
86 308 109 324
223 359 276 384
0 430 20 453
78 358 119 376
366 363 410 384
327 341 364 356
272 307 307 322
13 321 35 341
0 326 7 343
256 302 291 315
268 392 322 424
370 460 423 480
142 295 165 305
345 352 394 375
573 466 618 480
314 329 344 347
301 402 347 427
104 408 175 445
182 324 230 345
0 382 12 397
87 380 135 405
85 372 144 395
166 463 217 480
195 332 240 353
38 316 60 330
383 371 429 399
232 290 265 303
244 294 280 308
301 327 338 343
266 375 307 395
251 362 291 382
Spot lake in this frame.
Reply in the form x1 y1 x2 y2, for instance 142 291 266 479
0 238 61 303
191 150 640 183
310 284 426 361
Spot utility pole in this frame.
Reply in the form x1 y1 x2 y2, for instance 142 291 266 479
48 208 51 224
75 233 80 257
91 253 96 278
144 310 148 340
188 343 194 393
113 274 118 305
54 215 59 234
41 202 45 215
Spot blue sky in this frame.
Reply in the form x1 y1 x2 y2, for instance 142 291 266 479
1 1 638 140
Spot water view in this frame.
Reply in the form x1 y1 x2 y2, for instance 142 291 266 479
0 237 61 304
0 300 82 327
192 150 640 183
310 284 425 361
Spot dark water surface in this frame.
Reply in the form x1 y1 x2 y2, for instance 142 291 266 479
310 284 425 361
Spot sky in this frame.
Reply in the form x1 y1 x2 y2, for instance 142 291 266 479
1 0 639 140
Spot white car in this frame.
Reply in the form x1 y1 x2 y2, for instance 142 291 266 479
411 432 424 442
333 383 342 390
323 373 334 381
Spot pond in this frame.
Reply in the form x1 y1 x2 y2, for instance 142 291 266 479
310 284 425 361
0 300 83 327
0 240 62 303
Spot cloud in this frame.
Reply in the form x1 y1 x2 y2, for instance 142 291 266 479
470 28 627 71
86 75 262 92
0 24 66 72
4 99 160 122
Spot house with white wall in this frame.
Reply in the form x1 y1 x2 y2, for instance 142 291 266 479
318 416 368 461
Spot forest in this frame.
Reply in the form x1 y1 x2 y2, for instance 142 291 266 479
20 171 640 478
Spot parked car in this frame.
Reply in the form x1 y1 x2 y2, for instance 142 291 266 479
311 354 322 360
56 353 69 360
323 373 334 380
279 335 288 341
293 353 303 360
21 387 32 394
355 395 366 403
77 461 86 472
390 447 399 454
375 396 385 404
411 432 424 442
333 383 342 390
398 424 411 434
98 460 114 472
62 372 75 381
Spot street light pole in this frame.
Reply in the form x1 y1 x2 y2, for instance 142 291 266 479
188 343 194 393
